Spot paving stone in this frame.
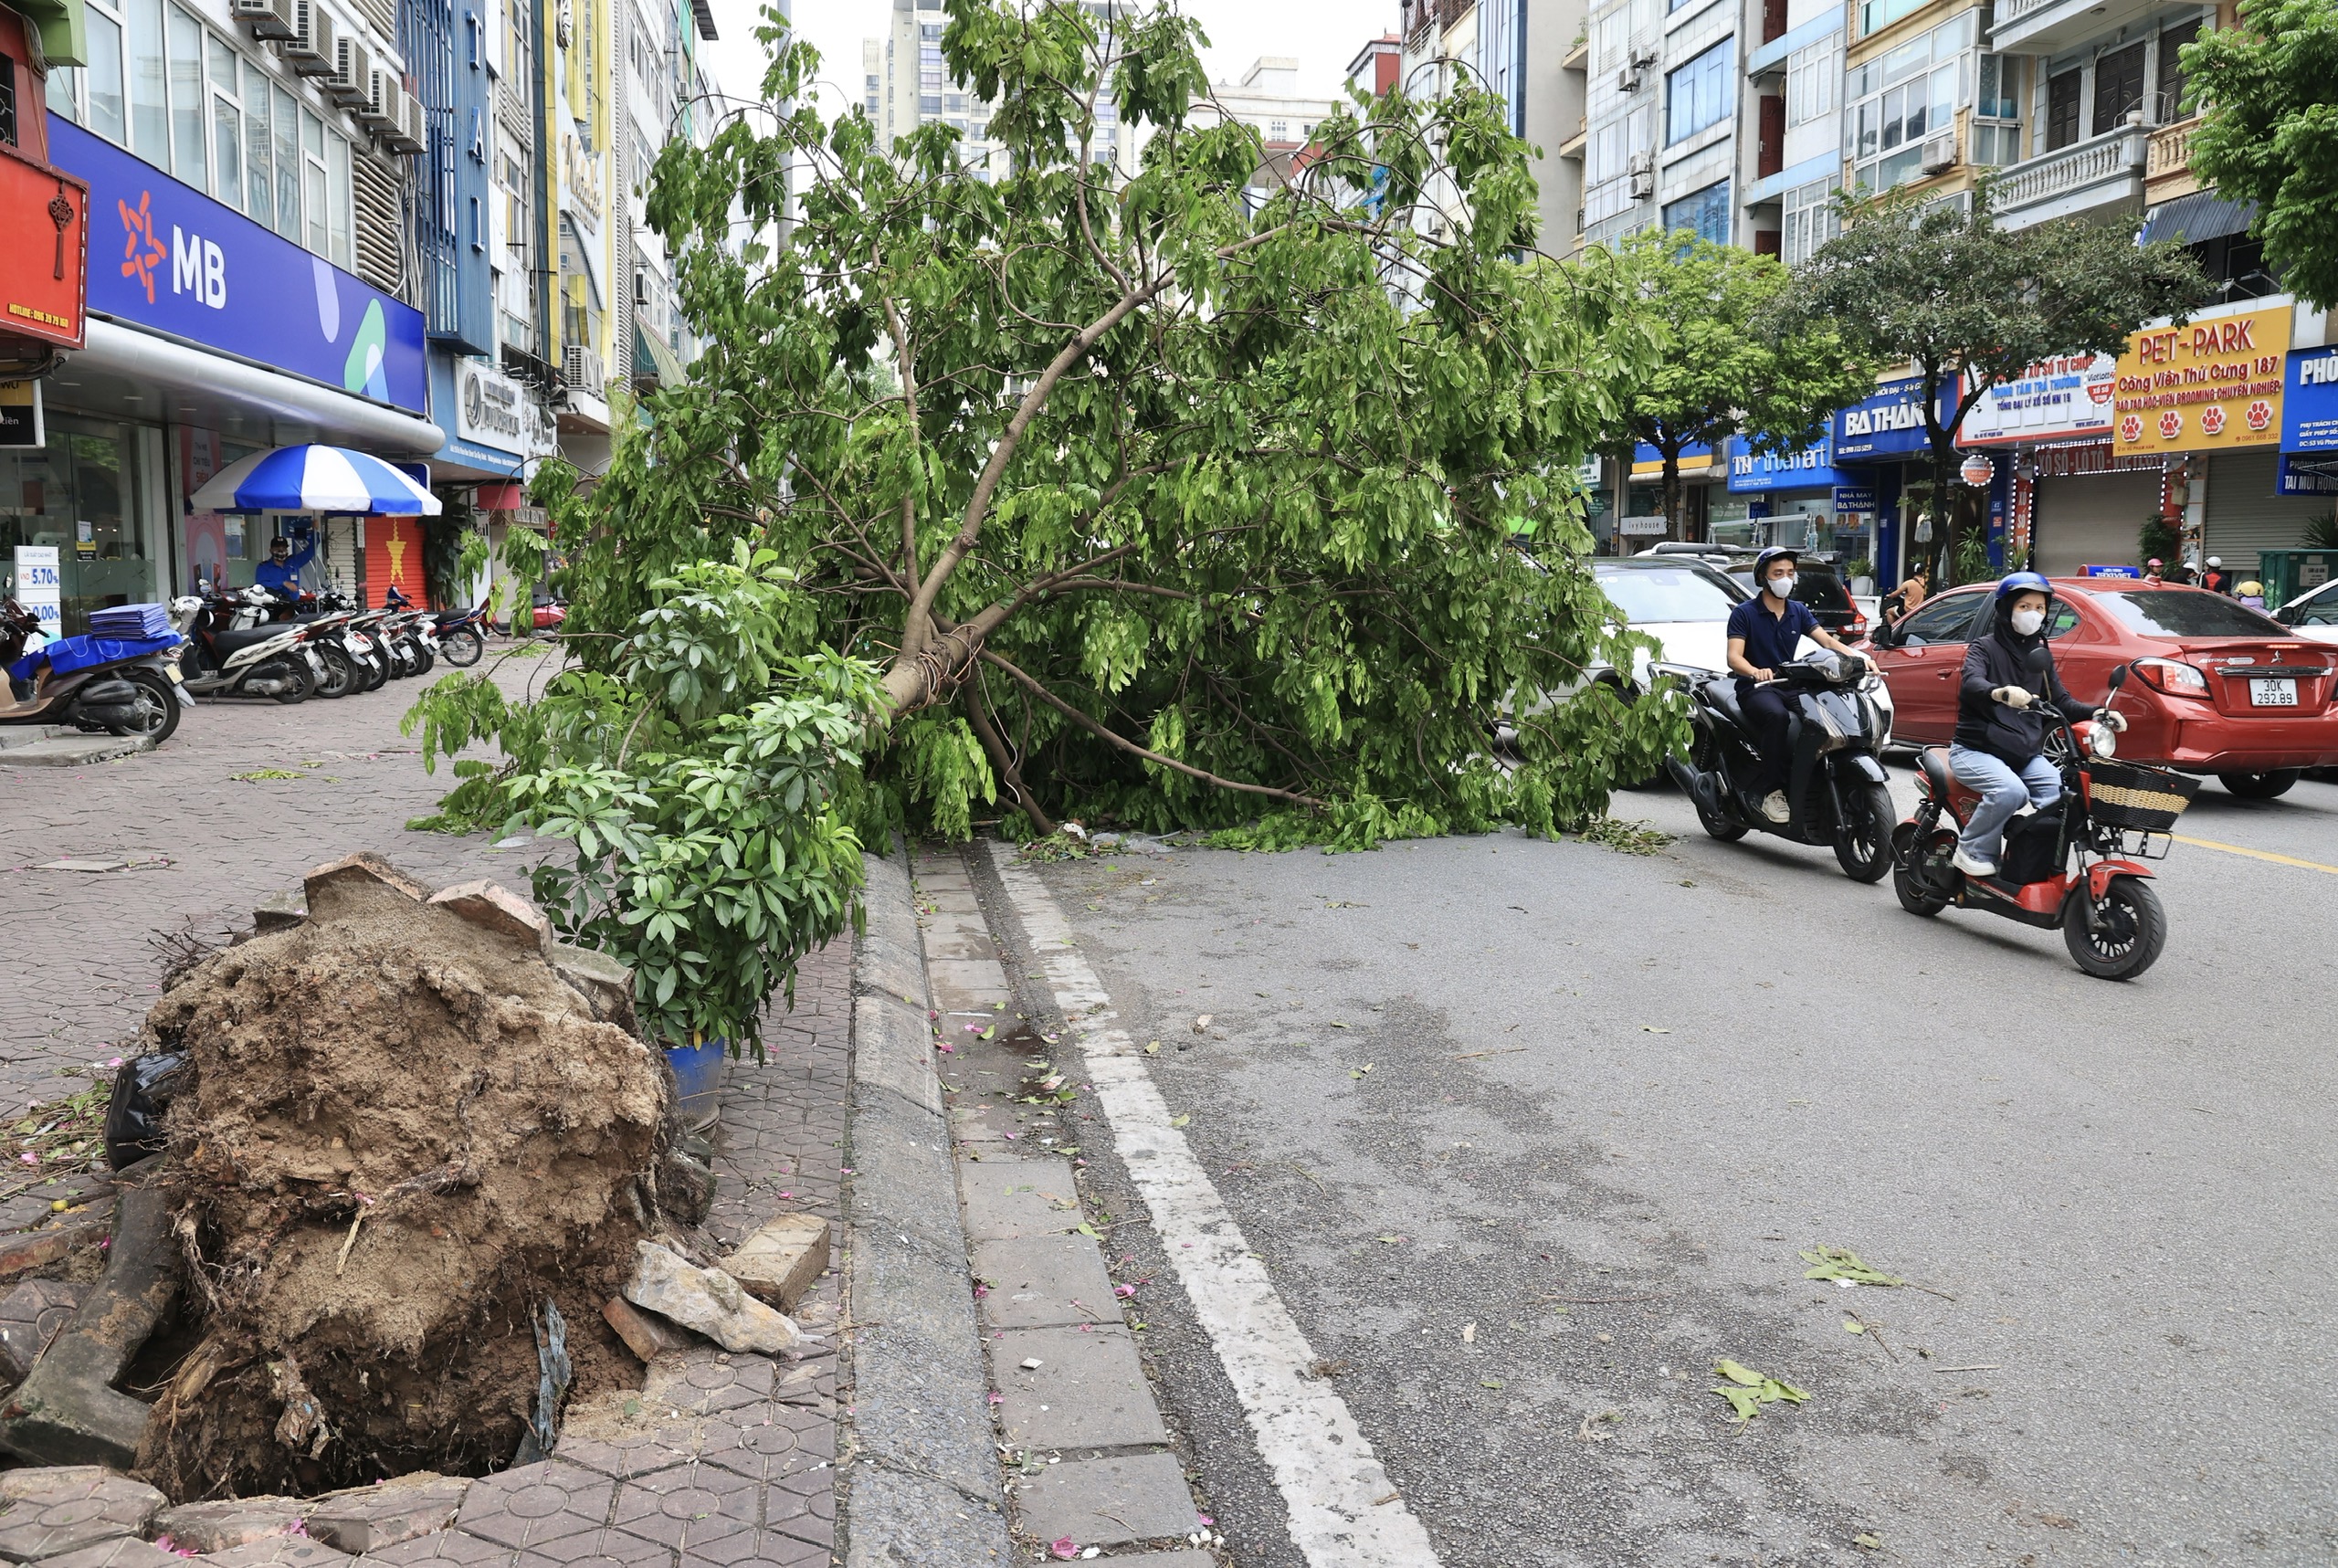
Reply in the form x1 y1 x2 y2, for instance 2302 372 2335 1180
351 1528 519 1568
917 923 995 962
603 1298 690 1363
694 1409 832 1488
0 1468 166 1563
922 958 1014 1013
301 851 434 916
553 1423 709 1481
992 1326 1169 1451
425 881 550 954
957 1158 1083 1242
607 1466 756 1552
0 1282 85 1382
201 1539 356 1568
1079 1554 1213 1567
675 1529 827 1568
303 1475 474 1556
624 1246 799 1355
152 1496 308 1552
510 1521 676 1568
971 1236 1120 1330
715 1216 829 1311
831 1466 1007 1568
0 1225 107 1287
23 1540 181 1568
452 1462 615 1552
758 1466 834 1547
1011 1454 1199 1547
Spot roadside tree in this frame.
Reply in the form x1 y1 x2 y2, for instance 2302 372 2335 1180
1596 229 1873 542
407 0 1680 1054
1781 184 2206 583
2183 0 2338 310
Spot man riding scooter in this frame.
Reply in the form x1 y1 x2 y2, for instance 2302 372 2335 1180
1727 547 1873 824
1947 572 2127 879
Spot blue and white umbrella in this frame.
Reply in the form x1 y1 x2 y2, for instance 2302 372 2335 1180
189 444 443 515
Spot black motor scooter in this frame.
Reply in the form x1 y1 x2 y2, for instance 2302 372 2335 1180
1659 651 1898 882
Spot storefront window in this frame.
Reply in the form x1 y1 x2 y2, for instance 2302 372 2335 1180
0 416 160 636
179 427 263 592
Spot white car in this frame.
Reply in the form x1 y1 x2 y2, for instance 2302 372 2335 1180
2272 578 2338 645
1591 556 1894 738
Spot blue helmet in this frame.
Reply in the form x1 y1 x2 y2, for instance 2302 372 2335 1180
1997 570 2051 599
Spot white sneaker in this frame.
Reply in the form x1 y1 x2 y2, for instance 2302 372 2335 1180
1951 847 1998 878
1759 791 1791 824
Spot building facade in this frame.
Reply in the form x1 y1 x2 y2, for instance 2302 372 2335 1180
869 0 1136 183
1399 0 1585 258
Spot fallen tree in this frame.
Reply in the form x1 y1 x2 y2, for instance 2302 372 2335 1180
409 0 1680 1051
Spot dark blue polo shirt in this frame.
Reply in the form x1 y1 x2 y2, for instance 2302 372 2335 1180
1727 593 1817 678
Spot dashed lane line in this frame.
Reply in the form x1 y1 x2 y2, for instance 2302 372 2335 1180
988 843 1445 1568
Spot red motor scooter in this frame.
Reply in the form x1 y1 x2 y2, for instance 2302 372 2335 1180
1890 660 2199 980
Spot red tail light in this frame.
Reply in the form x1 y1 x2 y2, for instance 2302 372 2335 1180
2133 657 2210 699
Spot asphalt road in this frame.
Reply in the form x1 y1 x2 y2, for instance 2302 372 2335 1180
974 767 2338 1568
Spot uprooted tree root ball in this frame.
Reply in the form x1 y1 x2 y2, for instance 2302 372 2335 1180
132 855 670 1500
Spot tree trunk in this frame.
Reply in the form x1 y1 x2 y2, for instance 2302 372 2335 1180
1661 451 1683 545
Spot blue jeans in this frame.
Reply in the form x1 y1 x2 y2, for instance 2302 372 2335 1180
1948 744 2060 867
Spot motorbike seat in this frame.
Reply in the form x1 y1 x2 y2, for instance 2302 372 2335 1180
1919 746 1954 800
210 624 293 656
1701 675 1744 726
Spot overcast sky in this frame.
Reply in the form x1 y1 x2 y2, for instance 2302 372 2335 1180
699 0 1388 121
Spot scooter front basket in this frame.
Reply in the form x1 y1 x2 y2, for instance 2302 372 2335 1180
2083 761 2197 833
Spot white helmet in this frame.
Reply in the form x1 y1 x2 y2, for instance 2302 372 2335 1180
2206 555 2221 567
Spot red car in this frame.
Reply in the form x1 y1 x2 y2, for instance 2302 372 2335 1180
1870 579 2338 797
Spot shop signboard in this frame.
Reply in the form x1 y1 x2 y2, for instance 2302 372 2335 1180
2081 563 2143 578
0 144 89 350
11 545 62 638
1831 484 1876 513
2277 454 2338 497
2111 303 2291 457
1959 354 2117 447
2282 345 2338 454
1630 440 1715 479
453 359 558 464
1727 437 1850 493
1831 377 1955 461
47 115 427 416
0 379 42 448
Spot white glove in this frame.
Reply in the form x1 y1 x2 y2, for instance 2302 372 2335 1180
1991 686 2034 710
2098 710 2128 732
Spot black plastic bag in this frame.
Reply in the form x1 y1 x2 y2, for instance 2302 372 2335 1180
104 1051 188 1171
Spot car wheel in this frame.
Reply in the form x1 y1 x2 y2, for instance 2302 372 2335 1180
2217 769 2300 799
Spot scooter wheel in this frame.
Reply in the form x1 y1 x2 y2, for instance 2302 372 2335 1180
1833 782 1896 883
2063 874 2165 980
1892 860 1948 916
442 626 485 667
263 658 311 705
105 668 183 745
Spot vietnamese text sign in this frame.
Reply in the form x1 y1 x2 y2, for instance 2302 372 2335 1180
0 147 88 350
2277 454 2338 496
2283 345 2338 454
47 115 427 415
2112 304 2291 456
12 545 62 639
1832 376 1956 461
1960 353 2117 447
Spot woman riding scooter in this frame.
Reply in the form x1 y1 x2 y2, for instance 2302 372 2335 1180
1948 572 2126 879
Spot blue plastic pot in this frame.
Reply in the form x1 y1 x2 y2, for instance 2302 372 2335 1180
664 1038 729 1131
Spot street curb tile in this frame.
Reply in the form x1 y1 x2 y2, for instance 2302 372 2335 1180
970 1236 1120 1330
839 846 1012 1563
1010 1453 1201 1547
992 1324 1170 1451
957 1156 1083 1242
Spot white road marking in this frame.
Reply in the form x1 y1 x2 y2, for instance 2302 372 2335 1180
989 843 1445 1568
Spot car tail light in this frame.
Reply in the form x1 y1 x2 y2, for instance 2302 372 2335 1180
2133 657 2210 699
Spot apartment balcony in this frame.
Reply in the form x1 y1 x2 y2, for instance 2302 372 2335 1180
1993 124 2148 230
1991 0 2164 55
1560 121 1587 160
2144 115 2202 205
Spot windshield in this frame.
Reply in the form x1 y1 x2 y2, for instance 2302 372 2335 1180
1596 564 1740 624
2091 589 2295 638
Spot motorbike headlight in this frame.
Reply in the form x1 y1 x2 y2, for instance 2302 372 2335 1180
2088 723 2117 759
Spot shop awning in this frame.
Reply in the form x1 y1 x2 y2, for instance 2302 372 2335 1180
632 327 689 386
2139 191 2257 247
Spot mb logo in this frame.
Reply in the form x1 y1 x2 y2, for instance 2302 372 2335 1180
171 226 227 309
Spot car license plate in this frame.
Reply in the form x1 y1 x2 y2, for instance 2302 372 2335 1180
2250 678 2297 706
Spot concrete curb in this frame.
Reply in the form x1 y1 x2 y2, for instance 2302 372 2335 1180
840 845 1014 1566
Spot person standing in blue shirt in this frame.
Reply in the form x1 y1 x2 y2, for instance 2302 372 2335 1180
254 526 317 602
1726 547 1871 824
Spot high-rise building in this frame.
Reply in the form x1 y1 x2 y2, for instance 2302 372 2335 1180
1399 0 1586 259
869 0 1140 183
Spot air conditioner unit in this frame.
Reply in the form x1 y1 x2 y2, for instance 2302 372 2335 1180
1617 66 1641 92
359 67 398 126
232 0 297 43
284 3 336 75
1630 47 1659 69
1921 133 1956 174
379 89 427 153
330 37 373 106
1628 169 1655 199
1627 151 1654 176
563 343 605 398
634 270 649 306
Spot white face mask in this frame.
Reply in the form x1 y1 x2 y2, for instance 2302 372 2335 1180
1767 574 1797 599
2010 606 2046 637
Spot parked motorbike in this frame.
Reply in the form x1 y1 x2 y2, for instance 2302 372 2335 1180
1660 650 1898 882
432 605 487 667
1891 660 2193 980
3 605 189 743
172 595 316 703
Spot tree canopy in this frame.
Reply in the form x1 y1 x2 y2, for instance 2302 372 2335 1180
1594 229 1873 541
2183 0 2338 310
409 0 1684 1047
1782 184 2206 580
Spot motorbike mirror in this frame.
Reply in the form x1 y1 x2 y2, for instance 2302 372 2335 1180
2106 663 2129 694
2025 645 2051 679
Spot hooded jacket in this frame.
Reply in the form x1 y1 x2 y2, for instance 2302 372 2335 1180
1954 595 2093 763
